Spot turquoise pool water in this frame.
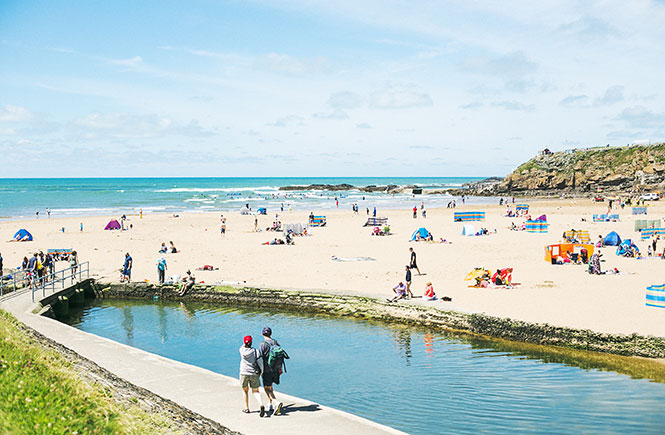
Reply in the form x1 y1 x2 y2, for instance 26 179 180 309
64 299 665 434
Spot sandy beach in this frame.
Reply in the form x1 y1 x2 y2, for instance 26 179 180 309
2 198 664 337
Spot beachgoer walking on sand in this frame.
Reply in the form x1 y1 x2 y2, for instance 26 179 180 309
80 222 83 232
254 216 258 232
140 209 143 219
373 207 376 217
653 236 658 254
409 247 421 275
122 253 132 282
412 206 417 218
239 335 266 417
157 257 167 284
259 327 283 416
405 265 414 298
366 208 369 215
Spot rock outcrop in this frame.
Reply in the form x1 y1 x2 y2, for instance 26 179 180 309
456 143 665 196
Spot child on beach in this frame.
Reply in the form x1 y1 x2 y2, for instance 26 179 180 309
423 282 436 301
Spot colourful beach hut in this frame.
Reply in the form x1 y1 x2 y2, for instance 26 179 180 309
104 219 121 230
13 229 33 241
646 285 665 308
454 211 485 222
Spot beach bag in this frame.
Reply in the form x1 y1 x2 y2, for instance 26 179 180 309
267 342 290 374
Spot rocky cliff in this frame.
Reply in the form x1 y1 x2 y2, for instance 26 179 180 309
459 143 665 196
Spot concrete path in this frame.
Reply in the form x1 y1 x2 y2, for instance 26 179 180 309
0 290 405 435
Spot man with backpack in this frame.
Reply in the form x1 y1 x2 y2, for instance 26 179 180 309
258 326 289 416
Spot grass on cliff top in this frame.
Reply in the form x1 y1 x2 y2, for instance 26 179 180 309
0 309 178 434
515 143 665 173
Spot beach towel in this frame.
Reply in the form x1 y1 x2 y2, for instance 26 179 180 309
331 256 375 262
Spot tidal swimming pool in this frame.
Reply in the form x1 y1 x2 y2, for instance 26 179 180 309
63 299 665 434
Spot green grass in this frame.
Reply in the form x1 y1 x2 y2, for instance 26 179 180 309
0 309 178 434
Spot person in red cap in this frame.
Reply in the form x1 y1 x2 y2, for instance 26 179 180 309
239 335 266 417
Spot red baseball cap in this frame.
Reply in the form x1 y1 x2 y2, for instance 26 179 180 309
243 335 252 345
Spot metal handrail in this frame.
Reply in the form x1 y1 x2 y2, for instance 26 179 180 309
0 262 89 302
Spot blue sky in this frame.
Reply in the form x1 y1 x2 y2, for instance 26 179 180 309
2 0 665 177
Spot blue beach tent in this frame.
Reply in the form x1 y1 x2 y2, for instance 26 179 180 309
603 231 621 246
13 229 33 241
616 239 639 256
257 208 267 215
411 227 430 240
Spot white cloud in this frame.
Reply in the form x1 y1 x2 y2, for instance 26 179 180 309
0 104 34 122
327 91 363 109
369 86 433 109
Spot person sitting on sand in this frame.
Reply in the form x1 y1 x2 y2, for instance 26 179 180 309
423 282 437 301
179 270 195 296
425 232 434 242
387 282 407 302
170 241 178 254
159 242 168 253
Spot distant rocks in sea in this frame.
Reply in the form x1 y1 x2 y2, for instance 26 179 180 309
279 184 405 193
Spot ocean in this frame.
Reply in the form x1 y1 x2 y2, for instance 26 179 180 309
0 177 488 219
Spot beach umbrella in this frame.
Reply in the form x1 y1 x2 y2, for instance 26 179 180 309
465 268 489 281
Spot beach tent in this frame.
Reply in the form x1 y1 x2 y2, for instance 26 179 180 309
411 227 430 241
462 224 476 236
535 214 547 222
104 219 121 230
646 285 665 308
13 229 33 241
616 239 639 256
544 243 594 263
603 231 621 246
257 208 267 215
454 211 485 222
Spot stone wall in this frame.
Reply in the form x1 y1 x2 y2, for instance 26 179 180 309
97 282 665 359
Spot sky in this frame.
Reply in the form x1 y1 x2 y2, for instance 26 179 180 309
1 0 665 177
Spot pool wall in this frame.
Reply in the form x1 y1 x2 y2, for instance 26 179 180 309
78 281 665 359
